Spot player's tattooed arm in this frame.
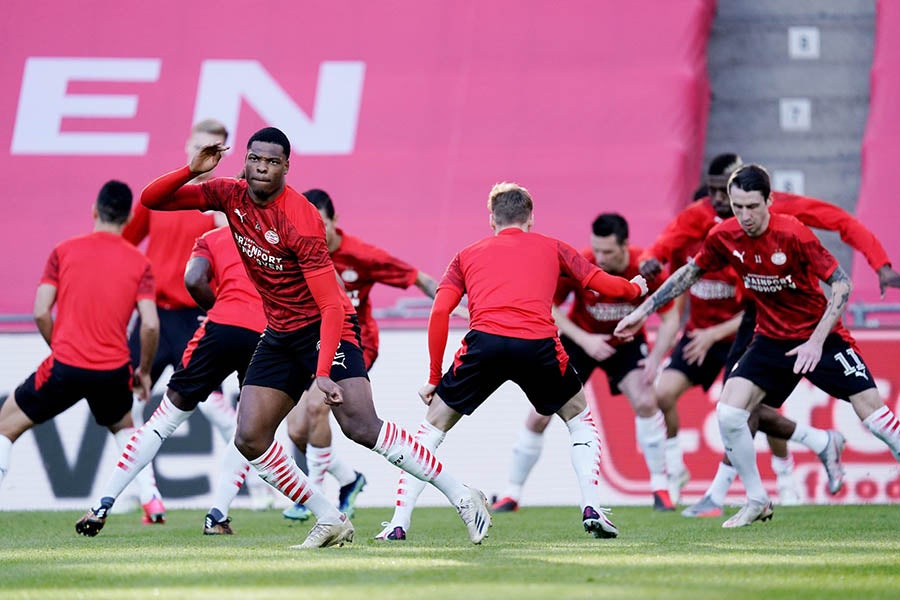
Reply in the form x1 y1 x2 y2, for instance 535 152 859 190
616 261 703 339
643 261 704 315
810 265 853 343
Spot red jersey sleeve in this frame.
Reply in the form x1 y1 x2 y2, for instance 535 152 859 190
306 268 347 377
437 254 465 295
137 263 156 301
141 166 214 211
427 287 463 385
40 248 60 287
642 201 717 264
283 204 334 279
122 203 150 245
557 240 640 299
771 193 890 271
692 228 732 273
362 245 419 288
793 220 840 282
191 235 213 263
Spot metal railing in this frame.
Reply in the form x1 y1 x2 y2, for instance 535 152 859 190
846 303 900 328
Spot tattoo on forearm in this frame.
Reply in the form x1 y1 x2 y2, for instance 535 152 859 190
647 262 702 313
821 267 852 325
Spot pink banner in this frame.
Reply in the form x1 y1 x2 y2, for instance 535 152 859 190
852 0 900 306
0 0 713 317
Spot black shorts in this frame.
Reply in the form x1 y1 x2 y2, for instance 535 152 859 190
14 357 133 427
731 333 876 408
244 320 368 401
435 330 582 416
561 334 647 395
166 321 262 405
664 333 732 391
723 305 756 380
129 306 205 384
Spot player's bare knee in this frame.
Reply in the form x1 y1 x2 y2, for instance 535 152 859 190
233 429 272 461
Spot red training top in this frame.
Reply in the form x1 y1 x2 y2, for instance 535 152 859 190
41 231 155 370
670 242 743 337
191 226 267 333
429 228 642 383
693 214 850 342
141 167 356 377
123 202 216 310
555 246 673 345
331 229 418 368
641 193 890 272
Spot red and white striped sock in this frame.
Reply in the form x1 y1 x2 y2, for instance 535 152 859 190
863 406 900 460
99 395 192 501
373 421 465 505
248 440 341 522
210 442 251 518
389 421 445 529
306 444 332 490
565 408 602 511
113 427 162 504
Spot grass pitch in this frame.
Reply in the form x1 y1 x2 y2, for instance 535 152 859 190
1 504 899 599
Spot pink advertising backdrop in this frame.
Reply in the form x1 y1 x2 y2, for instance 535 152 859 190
853 0 900 305
0 0 713 316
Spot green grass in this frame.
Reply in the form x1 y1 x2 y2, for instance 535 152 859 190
1 505 899 599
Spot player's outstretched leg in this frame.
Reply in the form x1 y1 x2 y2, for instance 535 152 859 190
77 395 194 536
375 421 445 541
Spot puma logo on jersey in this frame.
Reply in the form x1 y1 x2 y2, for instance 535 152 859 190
234 208 247 224
732 249 746 263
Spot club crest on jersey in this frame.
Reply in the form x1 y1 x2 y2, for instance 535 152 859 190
771 251 787 266
264 229 280 244
341 269 359 283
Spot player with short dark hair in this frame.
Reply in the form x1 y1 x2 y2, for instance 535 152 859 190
78 127 491 548
0 181 162 514
375 183 648 541
617 164 900 528
640 152 899 515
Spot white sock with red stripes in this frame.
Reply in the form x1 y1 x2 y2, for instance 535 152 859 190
862 406 900 460
388 421 446 530
565 408 602 511
373 421 466 505
209 442 250 518
306 444 331 490
248 439 341 523
635 411 669 492
97 395 193 507
112 427 162 504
